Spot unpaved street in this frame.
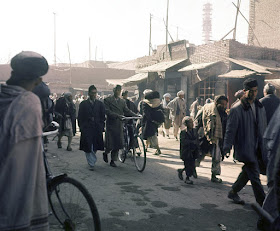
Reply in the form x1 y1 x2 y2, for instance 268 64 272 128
46 130 267 231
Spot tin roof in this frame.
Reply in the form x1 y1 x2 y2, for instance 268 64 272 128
178 61 221 72
218 69 256 78
138 59 187 73
106 73 148 87
227 58 272 74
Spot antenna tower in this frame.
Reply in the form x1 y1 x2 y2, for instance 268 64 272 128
202 2 212 44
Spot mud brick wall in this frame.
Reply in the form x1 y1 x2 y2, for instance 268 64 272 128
248 0 280 50
229 40 280 61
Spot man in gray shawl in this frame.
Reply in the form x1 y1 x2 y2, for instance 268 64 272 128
0 51 49 230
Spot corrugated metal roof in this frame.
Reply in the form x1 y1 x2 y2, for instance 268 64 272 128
241 59 280 72
106 73 148 87
218 69 256 78
227 58 272 74
178 61 220 72
138 59 186 72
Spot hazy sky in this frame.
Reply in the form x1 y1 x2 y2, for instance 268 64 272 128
1 0 250 64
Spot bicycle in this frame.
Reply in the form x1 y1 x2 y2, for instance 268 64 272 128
118 116 147 172
43 121 101 231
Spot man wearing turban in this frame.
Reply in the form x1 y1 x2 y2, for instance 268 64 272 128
167 90 186 140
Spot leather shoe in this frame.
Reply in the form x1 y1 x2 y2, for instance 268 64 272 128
211 176 222 183
57 141 62 149
185 178 193 184
228 190 245 205
66 146 72 151
177 169 183 180
110 161 117 167
103 153 108 163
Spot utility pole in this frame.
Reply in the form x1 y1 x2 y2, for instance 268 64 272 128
53 12 57 66
67 43 72 86
166 0 169 53
89 37 91 61
233 0 241 40
149 13 152 56
177 26 178 41
95 46 97 61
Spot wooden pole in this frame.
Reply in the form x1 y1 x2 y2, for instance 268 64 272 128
67 43 72 86
89 37 91 62
232 2 261 46
233 0 241 40
149 13 152 56
53 12 57 66
166 0 169 53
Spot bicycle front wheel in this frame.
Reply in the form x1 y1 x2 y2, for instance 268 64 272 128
48 176 101 231
118 149 127 163
133 135 146 172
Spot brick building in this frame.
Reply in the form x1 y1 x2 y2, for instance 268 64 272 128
248 0 280 49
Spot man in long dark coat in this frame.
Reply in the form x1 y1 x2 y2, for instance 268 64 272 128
78 85 105 170
260 83 280 125
223 78 266 206
103 85 137 167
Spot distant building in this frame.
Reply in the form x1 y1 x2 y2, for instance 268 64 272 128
107 39 280 109
248 0 280 49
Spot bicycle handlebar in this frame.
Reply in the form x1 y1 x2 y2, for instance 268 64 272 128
42 121 59 137
121 116 142 121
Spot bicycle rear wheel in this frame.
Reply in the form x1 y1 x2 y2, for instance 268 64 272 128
133 135 146 172
48 176 101 231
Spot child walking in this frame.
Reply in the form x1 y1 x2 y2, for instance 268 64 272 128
177 116 199 184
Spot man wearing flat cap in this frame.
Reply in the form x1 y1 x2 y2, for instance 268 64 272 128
0 51 49 230
223 78 266 206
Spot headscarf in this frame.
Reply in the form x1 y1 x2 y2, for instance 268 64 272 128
162 93 171 107
234 90 245 99
182 116 193 126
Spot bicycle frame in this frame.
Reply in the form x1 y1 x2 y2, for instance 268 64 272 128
121 116 142 151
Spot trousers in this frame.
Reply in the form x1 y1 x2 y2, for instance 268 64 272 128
85 145 97 167
232 162 265 205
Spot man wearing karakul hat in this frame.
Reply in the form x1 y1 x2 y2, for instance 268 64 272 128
0 51 49 230
223 78 266 207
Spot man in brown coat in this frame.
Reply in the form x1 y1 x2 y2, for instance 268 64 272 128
103 85 137 167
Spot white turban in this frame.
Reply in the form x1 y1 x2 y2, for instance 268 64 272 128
143 89 152 96
177 90 184 97
163 93 171 98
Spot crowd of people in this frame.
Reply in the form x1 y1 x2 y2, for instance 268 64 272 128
1 51 280 230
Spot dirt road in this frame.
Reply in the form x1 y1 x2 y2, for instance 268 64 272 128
46 130 267 231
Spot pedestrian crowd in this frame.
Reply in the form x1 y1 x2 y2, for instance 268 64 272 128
1 51 280 231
